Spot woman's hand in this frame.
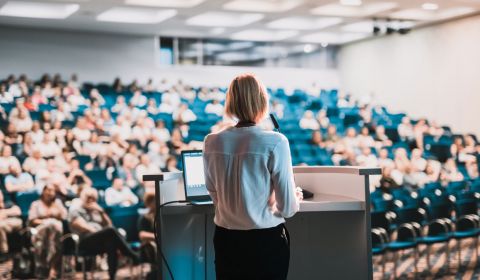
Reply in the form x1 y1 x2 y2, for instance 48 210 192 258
295 187 304 201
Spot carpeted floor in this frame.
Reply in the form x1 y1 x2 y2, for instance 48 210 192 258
373 239 480 279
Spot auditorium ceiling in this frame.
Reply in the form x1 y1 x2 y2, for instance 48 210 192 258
0 0 479 45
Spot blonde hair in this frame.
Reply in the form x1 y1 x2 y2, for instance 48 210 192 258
225 73 269 123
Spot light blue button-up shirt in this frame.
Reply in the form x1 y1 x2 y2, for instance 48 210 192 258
203 125 299 230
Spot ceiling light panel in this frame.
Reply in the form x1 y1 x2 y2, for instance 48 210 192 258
389 6 476 21
186 12 263 27
231 29 298 41
300 31 369 44
125 0 205 8
267 16 343 30
340 0 362 6
97 7 177 24
0 1 79 19
223 0 302 13
311 2 397 17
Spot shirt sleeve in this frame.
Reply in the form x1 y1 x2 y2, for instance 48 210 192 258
269 136 299 218
203 136 218 204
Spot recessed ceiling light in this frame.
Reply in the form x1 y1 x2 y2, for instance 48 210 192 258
300 32 369 44
223 0 301 13
186 12 263 27
231 29 298 41
340 0 362 6
312 2 397 17
97 7 177 24
303 44 314 53
422 3 439 11
125 0 205 8
210 27 226 35
267 16 343 30
0 1 79 19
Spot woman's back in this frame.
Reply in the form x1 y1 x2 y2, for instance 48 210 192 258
204 125 298 230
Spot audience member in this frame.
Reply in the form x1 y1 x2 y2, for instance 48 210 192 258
105 178 139 207
68 188 139 280
4 165 34 193
299 110 320 130
28 184 67 278
0 191 22 255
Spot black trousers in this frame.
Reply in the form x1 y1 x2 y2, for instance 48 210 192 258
214 223 290 280
78 227 137 280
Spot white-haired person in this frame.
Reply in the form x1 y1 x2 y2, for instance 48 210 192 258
203 73 302 280
68 188 139 280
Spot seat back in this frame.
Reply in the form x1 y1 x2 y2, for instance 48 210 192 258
107 205 140 242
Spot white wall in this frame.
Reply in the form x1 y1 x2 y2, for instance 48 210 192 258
338 15 480 136
0 27 339 89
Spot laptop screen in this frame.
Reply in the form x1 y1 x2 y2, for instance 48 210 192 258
181 151 209 198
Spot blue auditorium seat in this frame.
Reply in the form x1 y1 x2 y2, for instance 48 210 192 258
85 169 111 191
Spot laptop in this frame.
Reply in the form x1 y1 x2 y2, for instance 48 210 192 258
181 150 213 205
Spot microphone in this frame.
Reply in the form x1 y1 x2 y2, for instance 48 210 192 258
269 113 280 132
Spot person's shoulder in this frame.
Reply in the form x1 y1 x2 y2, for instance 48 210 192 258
204 125 234 143
258 129 289 144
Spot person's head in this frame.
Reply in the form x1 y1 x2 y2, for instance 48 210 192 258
327 125 337 135
376 125 385 135
225 73 268 124
401 116 411 125
311 131 322 144
9 165 20 177
71 159 80 169
116 95 125 104
41 184 56 205
361 147 371 156
148 98 156 107
32 148 42 159
411 148 422 159
360 126 369 136
112 177 124 190
303 110 314 119
394 148 407 159
346 127 356 138
379 148 389 159
140 154 150 165
1 145 12 157
144 191 156 212
156 120 165 129
81 187 98 206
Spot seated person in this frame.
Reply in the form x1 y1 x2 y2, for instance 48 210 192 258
173 103 197 124
0 191 22 255
22 148 48 175
205 100 224 116
68 188 139 280
4 165 35 194
105 178 139 207
299 110 320 130
28 184 67 278
310 131 326 148
0 145 21 175
136 154 162 186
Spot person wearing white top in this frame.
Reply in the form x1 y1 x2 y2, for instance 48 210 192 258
299 110 320 130
205 100 224 116
105 178 139 207
203 74 301 280
173 103 197 124
130 90 147 107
